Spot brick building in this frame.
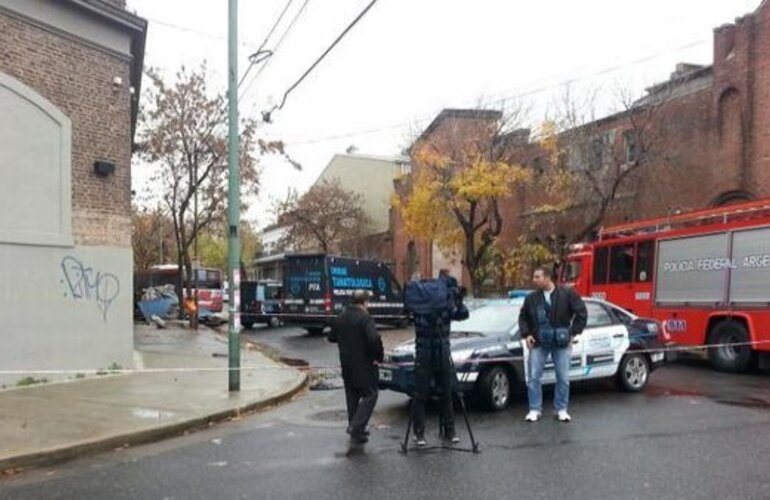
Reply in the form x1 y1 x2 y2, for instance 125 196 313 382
391 0 770 290
0 0 146 382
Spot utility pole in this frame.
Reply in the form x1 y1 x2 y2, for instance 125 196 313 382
192 162 199 331
158 202 163 264
227 0 241 392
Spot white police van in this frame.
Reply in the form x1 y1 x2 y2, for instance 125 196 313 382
380 298 665 411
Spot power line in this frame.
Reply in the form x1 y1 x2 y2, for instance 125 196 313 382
239 0 312 103
238 0 296 89
263 0 379 121
174 1 308 157
146 16 258 50
283 37 712 147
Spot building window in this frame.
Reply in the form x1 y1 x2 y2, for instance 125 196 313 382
399 162 412 176
589 136 605 170
406 241 418 278
623 130 640 164
532 156 545 176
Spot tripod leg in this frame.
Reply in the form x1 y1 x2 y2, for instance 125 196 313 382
439 397 446 439
401 398 414 454
456 391 479 453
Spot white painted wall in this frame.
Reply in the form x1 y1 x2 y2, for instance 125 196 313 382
0 71 133 386
0 245 133 386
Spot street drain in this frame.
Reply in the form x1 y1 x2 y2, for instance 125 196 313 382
280 357 311 370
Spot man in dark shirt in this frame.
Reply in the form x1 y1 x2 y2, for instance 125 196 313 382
329 290 384 444
518 266 587 423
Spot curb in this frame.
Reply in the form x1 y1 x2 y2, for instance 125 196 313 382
0 370 308 473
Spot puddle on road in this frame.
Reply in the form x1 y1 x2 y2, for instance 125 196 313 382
710 397 770 410
131 408 176 420
644 386 703 398
646 386 770 411
309 408 348 423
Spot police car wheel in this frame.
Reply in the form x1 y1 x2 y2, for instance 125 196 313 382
268 317 281 328
477 366 511 411
708 321 753 373
241 320 255 330
617 353 650 392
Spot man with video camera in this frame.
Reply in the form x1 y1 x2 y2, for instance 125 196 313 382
406 269 469 448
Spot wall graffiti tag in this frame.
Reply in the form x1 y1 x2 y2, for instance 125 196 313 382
60 256 120 321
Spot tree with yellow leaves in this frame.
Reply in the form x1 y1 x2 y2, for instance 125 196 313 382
395 109 532 296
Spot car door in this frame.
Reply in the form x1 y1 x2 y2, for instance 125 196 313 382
581 302 629 381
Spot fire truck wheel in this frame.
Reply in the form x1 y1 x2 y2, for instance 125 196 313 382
617 352 650 392
708 321 753 373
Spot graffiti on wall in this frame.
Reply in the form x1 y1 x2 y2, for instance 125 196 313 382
60 256 120 321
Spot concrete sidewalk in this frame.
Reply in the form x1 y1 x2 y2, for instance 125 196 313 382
0 325 307 471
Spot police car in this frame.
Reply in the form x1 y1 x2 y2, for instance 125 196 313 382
379 297 665 411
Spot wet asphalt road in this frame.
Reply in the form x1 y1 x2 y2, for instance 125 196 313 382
3 325 770 500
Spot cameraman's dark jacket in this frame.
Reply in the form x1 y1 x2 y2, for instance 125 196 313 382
411 276 469 359
518 286 587 347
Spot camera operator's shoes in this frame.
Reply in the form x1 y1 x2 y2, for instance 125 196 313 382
346 427 370 437
350 434 369 444
525 410 541 422
444 433 460 445
415 435 427 448
557 410 572 423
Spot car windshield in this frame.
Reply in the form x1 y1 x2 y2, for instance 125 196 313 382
451 304 520 337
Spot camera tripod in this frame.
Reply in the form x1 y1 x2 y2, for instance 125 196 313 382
400 355 480 454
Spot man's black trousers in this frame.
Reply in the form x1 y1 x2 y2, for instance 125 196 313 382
412 346 455 438
344 384 378 436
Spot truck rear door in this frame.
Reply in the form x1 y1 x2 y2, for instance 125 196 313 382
283 256 328 316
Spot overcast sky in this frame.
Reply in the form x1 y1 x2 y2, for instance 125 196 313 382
127 0 760 228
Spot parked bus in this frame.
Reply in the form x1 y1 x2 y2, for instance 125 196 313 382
135 264 225 313
561 198 770 373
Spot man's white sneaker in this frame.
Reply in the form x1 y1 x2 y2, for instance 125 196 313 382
525 410 541 422
557 410 572 422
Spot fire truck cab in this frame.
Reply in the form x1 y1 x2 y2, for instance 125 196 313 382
561 198 770 373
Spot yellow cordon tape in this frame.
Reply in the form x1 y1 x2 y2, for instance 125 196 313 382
1 339 770 375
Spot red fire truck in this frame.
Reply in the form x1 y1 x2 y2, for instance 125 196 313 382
560 198 770 373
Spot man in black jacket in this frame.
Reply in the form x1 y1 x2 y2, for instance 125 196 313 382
518 266 587 423
329 290 384 443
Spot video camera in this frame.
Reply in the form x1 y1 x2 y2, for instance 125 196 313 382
404 273 469 325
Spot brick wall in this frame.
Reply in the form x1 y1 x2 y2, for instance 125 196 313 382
749 2 770 193
391 1 770 289
0 12 133 247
